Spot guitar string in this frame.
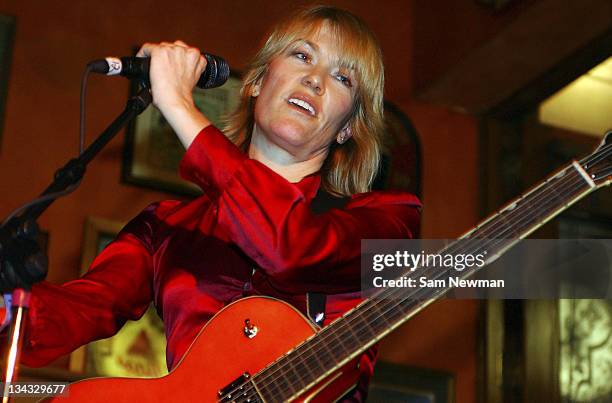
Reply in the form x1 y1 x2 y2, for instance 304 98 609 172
226 170 590 403
582 142 612 167
231 156 609 402
266 174 596 400
226 160 602 402
228 142 612 401
228 168 592 402
222 145 612 401
245 168 592 400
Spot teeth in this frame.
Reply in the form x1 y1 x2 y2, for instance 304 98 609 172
288 98 315 115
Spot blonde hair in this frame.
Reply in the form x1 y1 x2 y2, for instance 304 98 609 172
224 5 385 196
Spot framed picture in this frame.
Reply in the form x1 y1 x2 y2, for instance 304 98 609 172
0 14 15 149
122 75 242 196
368 361 455 403
69 217 168 378
373 102 422 197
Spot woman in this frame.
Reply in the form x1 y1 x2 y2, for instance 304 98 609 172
17 5 420 401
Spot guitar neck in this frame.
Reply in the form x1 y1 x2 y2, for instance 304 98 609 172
251 160 599 401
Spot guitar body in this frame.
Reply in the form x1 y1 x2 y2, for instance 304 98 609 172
47 297 360 402
31 134 612 402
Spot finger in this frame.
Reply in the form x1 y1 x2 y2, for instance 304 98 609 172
185 46 202 61
174 40 189 47
196 54 208 75
136 42 156 58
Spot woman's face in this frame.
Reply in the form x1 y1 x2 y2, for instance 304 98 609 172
252 23 357 161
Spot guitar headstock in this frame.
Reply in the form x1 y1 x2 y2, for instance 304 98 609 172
582 130 612 188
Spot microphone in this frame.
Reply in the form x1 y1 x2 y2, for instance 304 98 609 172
88 54 230 89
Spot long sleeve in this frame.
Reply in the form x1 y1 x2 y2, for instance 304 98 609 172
180 126 421 290
18 203 166 367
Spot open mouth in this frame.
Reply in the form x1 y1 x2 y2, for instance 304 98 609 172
288 98 316 116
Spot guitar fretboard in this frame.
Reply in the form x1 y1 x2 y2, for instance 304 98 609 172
251 162 596 401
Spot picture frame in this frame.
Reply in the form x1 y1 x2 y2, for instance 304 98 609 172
368 361 455 403
122 74 242 196
69 217 168 378
0 14 15 149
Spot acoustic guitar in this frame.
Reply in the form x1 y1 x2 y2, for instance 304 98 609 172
46 134 612 402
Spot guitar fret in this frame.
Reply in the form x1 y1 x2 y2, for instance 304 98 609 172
303 349 332 377
314 330 339 368
244 379 264 403
296 353 318 382
496 212 521 238
326 326 351 356
390 297 421 323
342 314 369 345
316 345 338 369
261 344 328 398
253 380 275 402
353 311 377 340
361 312 386 341
305 334 336 377
547 178 565 203
256 364 294 402
471 169 590 242
324 325 361 367
254 377 278 402
295 331 333 375
284 358 307 390
364 300 394 334
247 148 610 401
564 170 592 196
314 336 341 371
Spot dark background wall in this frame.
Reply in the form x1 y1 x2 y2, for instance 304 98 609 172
0 1 543 401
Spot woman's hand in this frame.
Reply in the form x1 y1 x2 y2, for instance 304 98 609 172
136 40 205 110
136 41 211 148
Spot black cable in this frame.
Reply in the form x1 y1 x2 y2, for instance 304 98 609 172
79 63 94 154
1 64 94 228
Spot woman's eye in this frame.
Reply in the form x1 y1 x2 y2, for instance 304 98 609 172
336 74 352 87
293 51 310 62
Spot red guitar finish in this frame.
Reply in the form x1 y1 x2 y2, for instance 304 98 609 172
47 297 360 402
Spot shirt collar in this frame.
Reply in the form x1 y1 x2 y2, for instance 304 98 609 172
294 173 321 202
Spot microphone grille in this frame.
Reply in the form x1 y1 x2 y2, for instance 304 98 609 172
201 54 230 89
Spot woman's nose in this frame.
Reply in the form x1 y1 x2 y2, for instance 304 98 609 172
302 73 324 95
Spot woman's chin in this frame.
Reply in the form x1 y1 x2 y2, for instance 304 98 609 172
267 122 312 148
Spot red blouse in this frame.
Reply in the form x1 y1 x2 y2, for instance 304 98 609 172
19 126 421 399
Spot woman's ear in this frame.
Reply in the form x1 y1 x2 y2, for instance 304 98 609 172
251 80 261 97
336 124 353 144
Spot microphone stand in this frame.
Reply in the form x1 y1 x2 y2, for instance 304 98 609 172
0 86 152 402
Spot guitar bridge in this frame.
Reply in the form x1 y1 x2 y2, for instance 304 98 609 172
218 372 260 402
